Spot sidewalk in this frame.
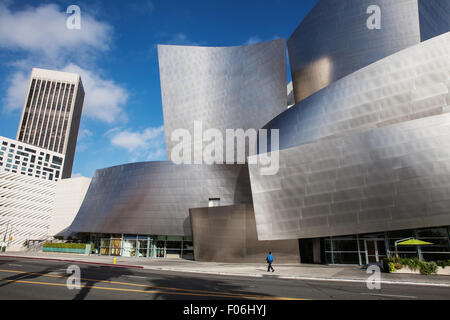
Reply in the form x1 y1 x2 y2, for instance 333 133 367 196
1 251 450 287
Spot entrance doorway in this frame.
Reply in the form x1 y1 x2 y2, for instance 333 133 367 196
363 239 387 264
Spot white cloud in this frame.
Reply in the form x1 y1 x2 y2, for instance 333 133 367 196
3 64 129 123
3 70 28 112
0 4 128 124
62 64 129 123
108 126 166 162
244 35 281 46
72 172 83 178
0 3 112 59
109 126 166 162
163 33 202 46
146 147 165 161
244 36 262 45
110 126 164 153
78 128 93 140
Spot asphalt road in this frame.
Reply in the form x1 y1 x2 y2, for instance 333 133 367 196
0 257 449 300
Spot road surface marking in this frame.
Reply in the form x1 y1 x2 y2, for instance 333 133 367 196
361 293 417 299
0 269 306 300
0 277 304 299
7 264 22 267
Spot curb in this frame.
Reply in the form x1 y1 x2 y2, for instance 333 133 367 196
0 255 144 269
142 266 450 287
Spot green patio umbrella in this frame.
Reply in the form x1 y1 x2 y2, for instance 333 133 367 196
396 239 433 246
394 237 433 258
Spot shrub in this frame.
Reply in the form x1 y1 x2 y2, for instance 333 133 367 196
382 256 439 275
388 262 396 273
419 261 438 275
402 257 421 271
43 242 86 249
436 260 450 268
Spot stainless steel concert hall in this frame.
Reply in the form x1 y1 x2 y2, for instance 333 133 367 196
64 0 450 265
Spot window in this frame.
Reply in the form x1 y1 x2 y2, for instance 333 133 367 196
208 198 220 207
52 156 63 165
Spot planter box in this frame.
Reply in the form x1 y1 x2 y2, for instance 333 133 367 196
394 267 420 274
394 266 450 275
437 267 450 276
42 247 85 254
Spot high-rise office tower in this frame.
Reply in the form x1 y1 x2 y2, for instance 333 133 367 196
16 68 85 179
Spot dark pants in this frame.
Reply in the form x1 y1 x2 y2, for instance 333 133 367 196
267 262 274 272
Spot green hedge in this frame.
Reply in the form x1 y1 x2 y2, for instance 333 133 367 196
383 256 439 275
436 260 450 268
43 243 87 249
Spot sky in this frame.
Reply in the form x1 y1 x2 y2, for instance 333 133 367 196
0 0 318 178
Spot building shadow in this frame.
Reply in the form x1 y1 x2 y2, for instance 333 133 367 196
72 265 135 300
142 272 277 300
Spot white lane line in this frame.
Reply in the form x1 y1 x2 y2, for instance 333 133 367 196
361 293 417 299
126 275 147 279
7 264 22 267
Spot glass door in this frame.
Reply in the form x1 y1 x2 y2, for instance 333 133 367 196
156 240 165 258
364 239 386 264
365 240 377 264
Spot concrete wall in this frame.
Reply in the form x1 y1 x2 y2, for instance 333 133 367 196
0 168 56 251
48 176 91 236
190 204 300 263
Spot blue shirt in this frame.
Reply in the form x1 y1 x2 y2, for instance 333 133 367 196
267 254 274 263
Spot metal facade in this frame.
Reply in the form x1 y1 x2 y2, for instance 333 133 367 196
249 34 450 240
250 113 450 240
158 40 287 162
65 162 252 236
288 0 449 103
265 33 450 151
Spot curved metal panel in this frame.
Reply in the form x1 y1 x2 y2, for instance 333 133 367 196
250 113 450 240
266 33 450 151
66 161 252 236
158 40 287 162
288 0 426 103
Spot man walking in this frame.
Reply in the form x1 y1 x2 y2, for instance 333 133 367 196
266 251 274 272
